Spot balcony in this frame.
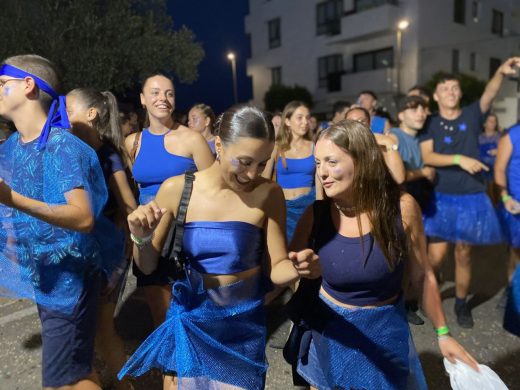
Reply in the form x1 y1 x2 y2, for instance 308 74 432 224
327 2 400 45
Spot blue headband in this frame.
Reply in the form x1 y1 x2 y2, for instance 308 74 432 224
0 64 70 149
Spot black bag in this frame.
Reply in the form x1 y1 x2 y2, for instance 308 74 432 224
159 171 195 281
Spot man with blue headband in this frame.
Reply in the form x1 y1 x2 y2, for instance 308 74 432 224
0 54 122 389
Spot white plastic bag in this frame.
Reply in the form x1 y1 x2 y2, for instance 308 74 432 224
443 358 509 390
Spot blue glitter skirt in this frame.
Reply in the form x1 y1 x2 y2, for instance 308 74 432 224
297 294 427 390
423 191 503 244
504 265 520 338
118 269 267 389
286 188 315 243
497 203 520 248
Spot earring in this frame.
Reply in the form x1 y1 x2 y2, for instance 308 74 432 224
216 150 220 161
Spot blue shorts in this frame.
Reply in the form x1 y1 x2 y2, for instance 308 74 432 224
37 270 102 387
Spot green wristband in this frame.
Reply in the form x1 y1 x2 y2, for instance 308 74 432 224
436 325 450 336
453 154 461 165
502 194 512 203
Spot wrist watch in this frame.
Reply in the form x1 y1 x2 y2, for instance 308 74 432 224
385 144 398 152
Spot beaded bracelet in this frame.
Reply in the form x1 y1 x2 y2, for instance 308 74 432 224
453 154 461 165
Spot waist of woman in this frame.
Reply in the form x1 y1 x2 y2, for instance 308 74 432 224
283 187 313 200
199 265 262 290
319 286 399 309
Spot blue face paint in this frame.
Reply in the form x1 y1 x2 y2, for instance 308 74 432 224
3 86 12 96
230 158 240 167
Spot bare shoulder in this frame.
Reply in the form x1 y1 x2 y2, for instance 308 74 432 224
124 132 138 152
155 174 186 211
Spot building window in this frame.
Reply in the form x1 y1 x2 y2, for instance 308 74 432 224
318 54 343 92
268 18 281 48
454 0 465 24
452 49 459 73
489 57 501 78
353 47 393 73
469 52 476 71
271 67 282 86
471 1 480 22
492 10 503 36
316 0 342 36
354 0 397 12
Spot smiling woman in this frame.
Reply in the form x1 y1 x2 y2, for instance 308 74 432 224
125 73 214 329
119 105 319 389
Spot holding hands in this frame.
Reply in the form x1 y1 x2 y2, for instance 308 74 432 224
288 249 320 279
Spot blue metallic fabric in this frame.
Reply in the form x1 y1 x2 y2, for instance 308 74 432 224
423 191 503 244
504 265 520 337
119 269 267 389
0 128 123 313
183 221 265 275
497 203 520 248
286 188 315 243
297 294 427 390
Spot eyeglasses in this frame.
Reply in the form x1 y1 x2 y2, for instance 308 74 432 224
0 78 23 89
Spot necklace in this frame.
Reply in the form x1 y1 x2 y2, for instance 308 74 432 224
333 202 356 215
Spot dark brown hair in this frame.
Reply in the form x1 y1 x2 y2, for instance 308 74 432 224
277 100 311 152
215 105 274 146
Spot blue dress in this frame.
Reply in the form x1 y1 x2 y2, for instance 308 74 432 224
0 128 123 313
119 221 268 389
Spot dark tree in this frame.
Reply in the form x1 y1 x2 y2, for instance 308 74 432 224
0 0 204 94
264 84 314 113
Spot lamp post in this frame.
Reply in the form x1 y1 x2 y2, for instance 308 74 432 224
227 52 238 105
396 19 409 96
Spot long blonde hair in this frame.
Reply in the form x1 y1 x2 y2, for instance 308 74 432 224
276 100 311 152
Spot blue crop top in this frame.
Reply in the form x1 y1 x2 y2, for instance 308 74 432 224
314 202 405 306
132 129 197 204
276 149 315 189
183 221 265 275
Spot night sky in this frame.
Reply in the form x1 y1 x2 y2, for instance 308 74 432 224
168 0 252 115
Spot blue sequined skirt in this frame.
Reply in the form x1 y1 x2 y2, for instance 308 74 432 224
497 203 520 248
504 265 520 338
423 191 503 244
286 188 315 243
119 269 267 389
297 294 427 390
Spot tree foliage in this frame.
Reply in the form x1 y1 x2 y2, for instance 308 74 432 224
0 0 204 94
264 84 314 113
425 71 486 111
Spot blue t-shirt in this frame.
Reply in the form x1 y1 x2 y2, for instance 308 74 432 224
96 143 125 219
419 101 486 194
506 124 520 199
391 127 423 171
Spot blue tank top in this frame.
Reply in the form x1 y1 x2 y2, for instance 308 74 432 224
132 129 197 204
276 147 315 189
183 221 265 275
507 124 520 199
314 201 405 306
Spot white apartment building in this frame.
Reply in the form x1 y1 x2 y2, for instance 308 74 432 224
245 0 520 126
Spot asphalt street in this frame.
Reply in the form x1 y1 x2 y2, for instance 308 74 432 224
0 243 519 389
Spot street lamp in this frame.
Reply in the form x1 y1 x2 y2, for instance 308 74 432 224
396 19 409 96
227 52 238 105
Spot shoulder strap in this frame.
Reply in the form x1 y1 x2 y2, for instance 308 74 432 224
172 171 195 261
310 200 328 250
131 131 142 163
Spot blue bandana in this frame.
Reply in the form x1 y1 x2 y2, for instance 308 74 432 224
0 64 70 149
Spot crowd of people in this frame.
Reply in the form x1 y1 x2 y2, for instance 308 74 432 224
0 52 518 390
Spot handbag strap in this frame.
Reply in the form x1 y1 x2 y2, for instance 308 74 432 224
169 171 195 264
130 131 142 163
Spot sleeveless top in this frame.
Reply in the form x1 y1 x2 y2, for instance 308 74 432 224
132 129 197 204
276 146 315 189
507 124 520 199
314 201 405 306
183 221 265 274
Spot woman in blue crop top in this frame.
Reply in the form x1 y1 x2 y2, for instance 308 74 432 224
290 120 478 389
263 101 322 242
188 103 217 155
495 124 520 337
119 106 320 389
125 74 214 329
